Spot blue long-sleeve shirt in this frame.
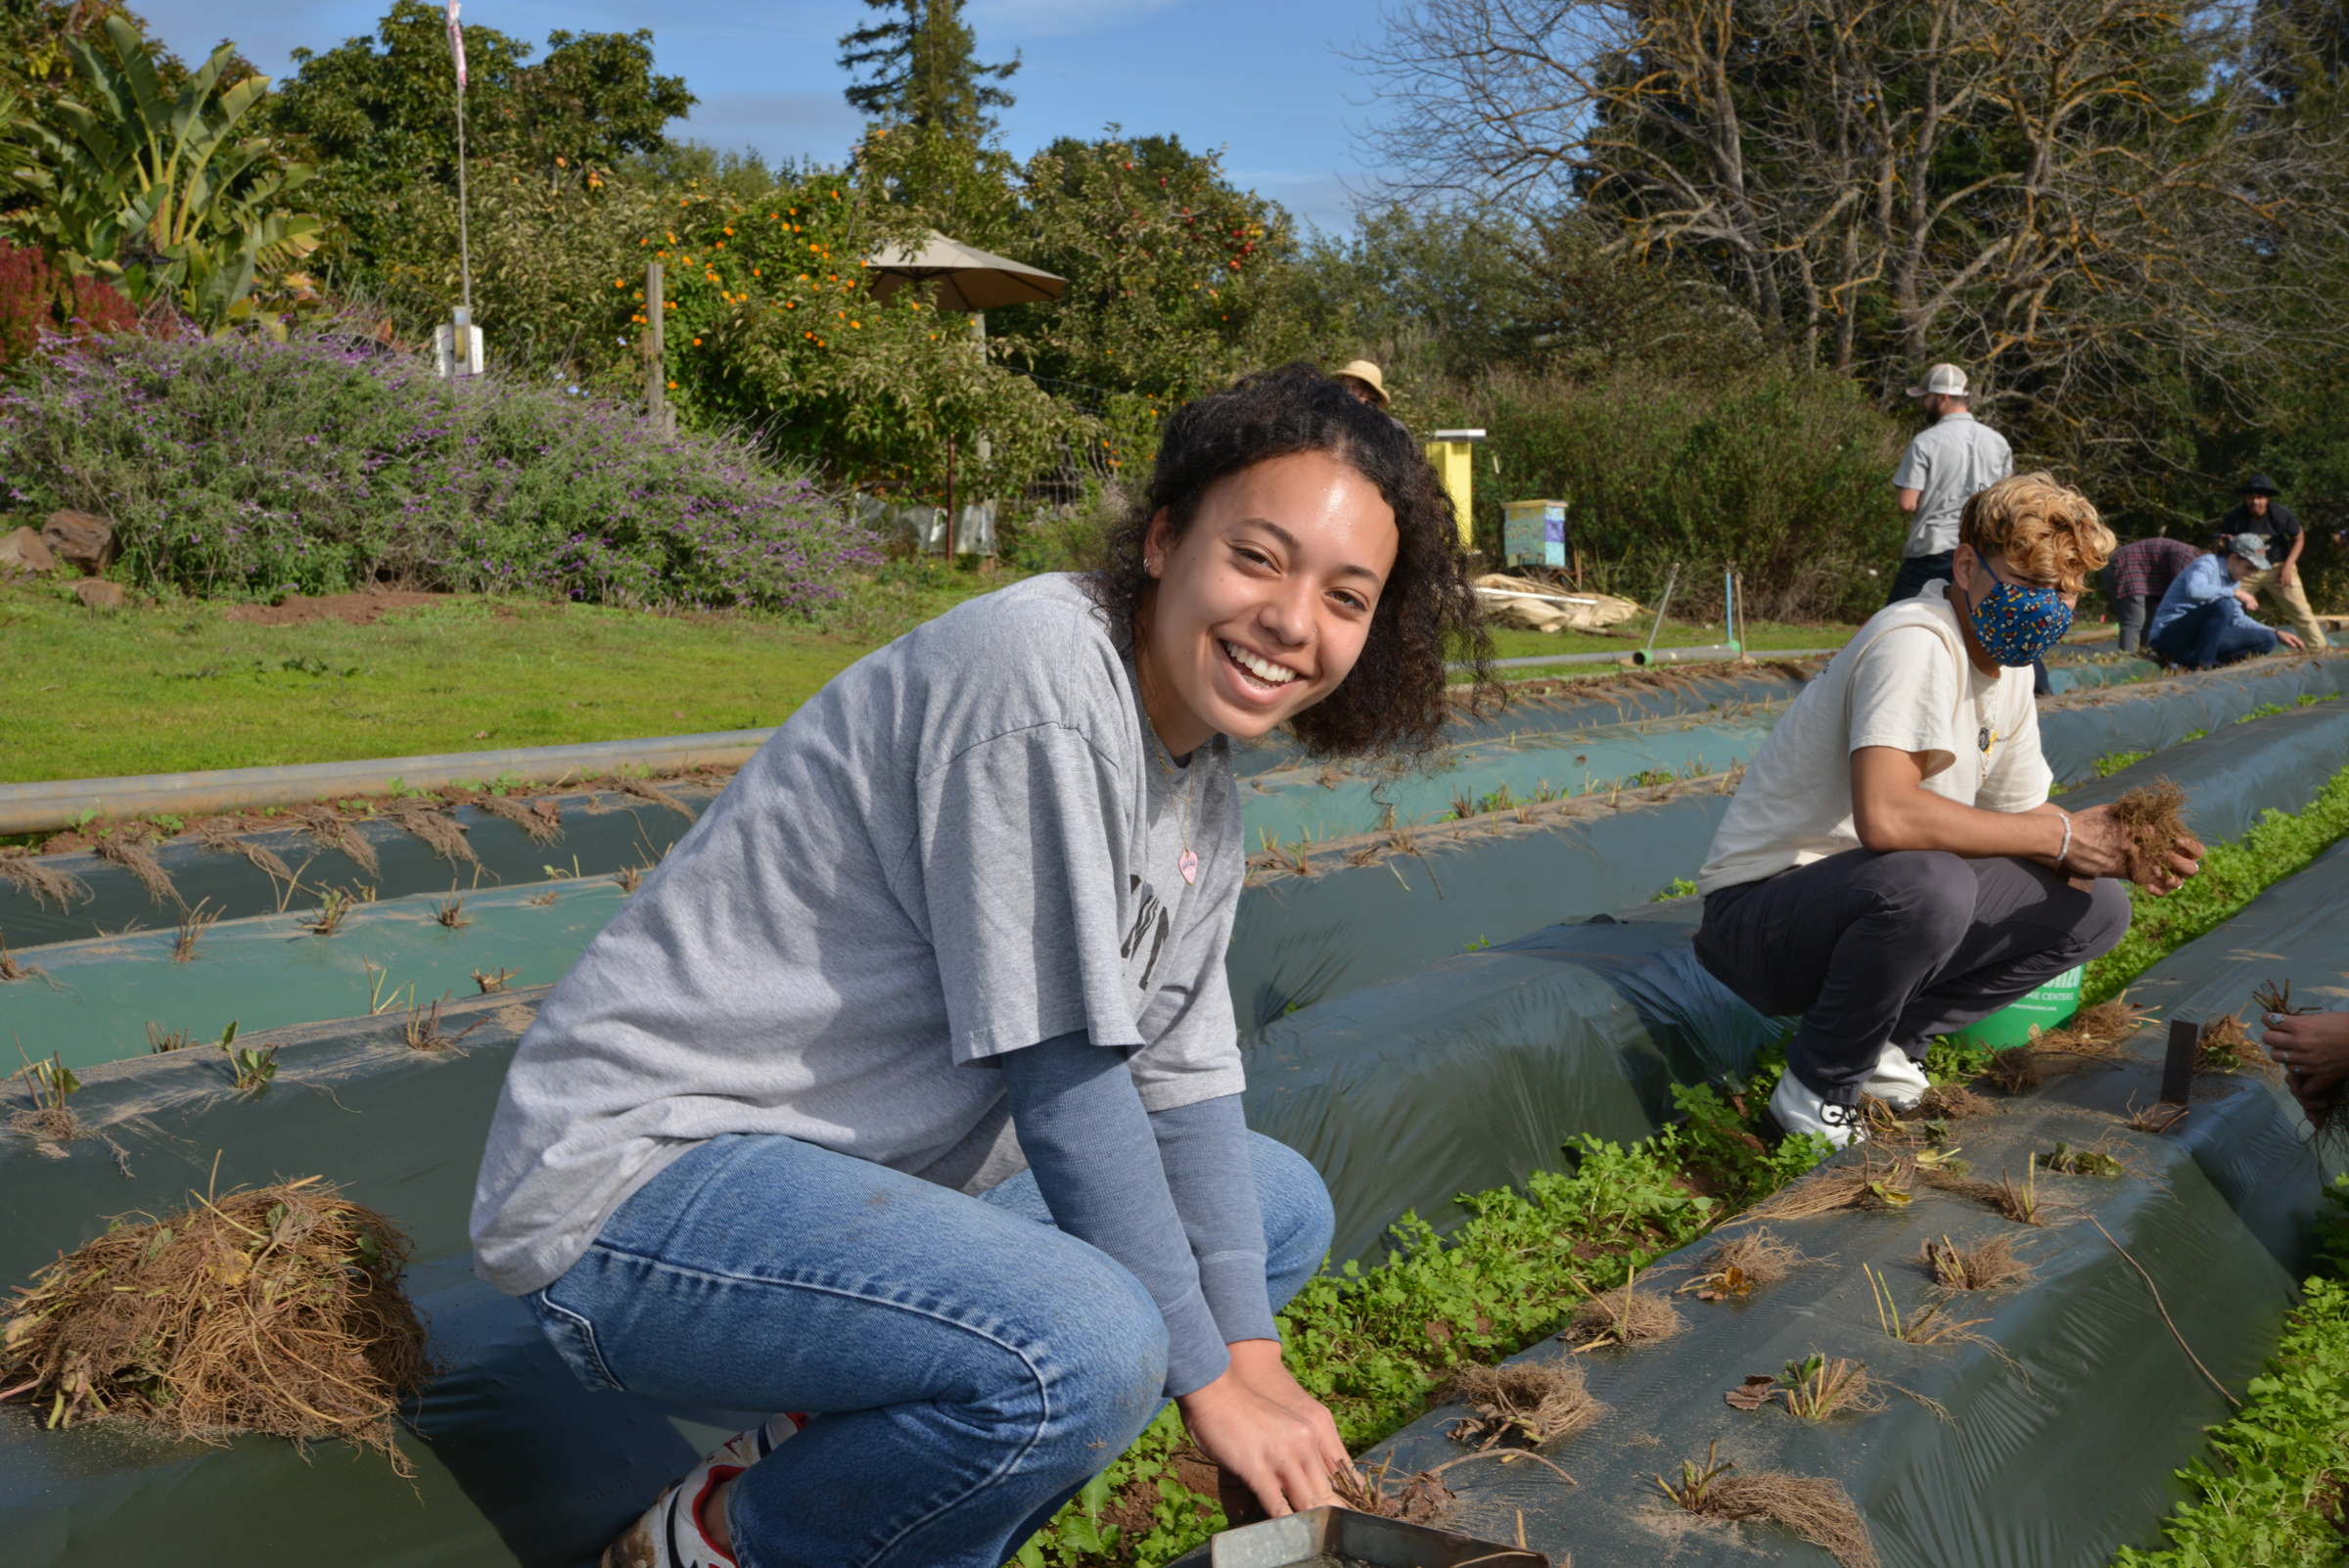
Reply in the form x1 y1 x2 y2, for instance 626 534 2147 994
2146 553 2247 643
1002 1033 1272 1398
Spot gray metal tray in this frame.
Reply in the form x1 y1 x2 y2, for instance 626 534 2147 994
1165 1506 1549 1567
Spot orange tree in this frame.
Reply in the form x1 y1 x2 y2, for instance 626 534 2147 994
985 133 1315 422
638 148 1082 509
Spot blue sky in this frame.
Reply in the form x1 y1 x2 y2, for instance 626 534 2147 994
138 0 1388 232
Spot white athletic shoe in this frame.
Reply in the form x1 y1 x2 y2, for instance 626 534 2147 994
1767 1071 1868 1150
1861 1045 1930 1111
600 1452 745 1568
700 1411 809 1470
600 1414 808 1568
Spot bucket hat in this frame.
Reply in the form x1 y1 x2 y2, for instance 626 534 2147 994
1333 360 1390 407
1905 363 1968 398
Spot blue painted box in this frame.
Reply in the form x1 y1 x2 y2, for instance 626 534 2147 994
1502 499 1569 569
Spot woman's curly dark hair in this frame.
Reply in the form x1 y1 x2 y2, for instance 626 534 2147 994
1088 363 1497 760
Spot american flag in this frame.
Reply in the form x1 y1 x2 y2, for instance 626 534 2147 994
446 0 467 91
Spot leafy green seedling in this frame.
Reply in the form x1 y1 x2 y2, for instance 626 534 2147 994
2042 1140 2124 1177
219 1023 275 1094
1656 1441 1734 1509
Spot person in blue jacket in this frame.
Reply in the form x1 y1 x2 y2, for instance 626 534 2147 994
2145 535 2307 670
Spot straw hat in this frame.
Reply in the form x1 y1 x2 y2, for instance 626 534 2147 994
1333 359 1390 407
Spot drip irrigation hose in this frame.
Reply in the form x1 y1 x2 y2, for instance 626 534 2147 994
1463 646 1838 672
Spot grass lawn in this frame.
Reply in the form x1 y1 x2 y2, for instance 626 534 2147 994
0 563 997 784
1480 610 1859 666
1 562 1866 786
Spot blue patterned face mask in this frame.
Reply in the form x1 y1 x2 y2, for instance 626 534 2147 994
1967 576 2072 667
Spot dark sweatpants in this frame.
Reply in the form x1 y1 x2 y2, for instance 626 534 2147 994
1694 850 2132 1105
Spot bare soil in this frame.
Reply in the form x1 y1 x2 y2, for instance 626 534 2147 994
223 588 466 627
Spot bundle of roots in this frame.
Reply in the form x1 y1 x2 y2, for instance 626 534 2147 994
2108 781 2190 884
1337 1459 1456 1525
1677 1229 1808 1301
0 848 92 908
2197 1013 2270 1075
1979 1002 2144 1093
193 820 296 887
1913 1084 1995 1121
294 805 381 876
1741 1153 1916 1222
1438 1360 1604 1450
1921 1233 2031 1291
1921 1164 2047 1225
461 790 564 844
90 824 180 909
1656 1442 1878 1568
1725 1354 1886 1421
1562 1282 1683 1348
0 1178 431 1465
384 799 478 868
610 775 694 821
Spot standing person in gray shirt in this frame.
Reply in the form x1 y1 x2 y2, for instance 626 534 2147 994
1889 363 2024 684
470 366 1499 1568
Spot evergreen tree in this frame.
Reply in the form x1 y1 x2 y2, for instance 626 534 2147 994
837 0 1017 140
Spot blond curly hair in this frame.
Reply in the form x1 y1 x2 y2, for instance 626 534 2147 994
1958 473 2116 594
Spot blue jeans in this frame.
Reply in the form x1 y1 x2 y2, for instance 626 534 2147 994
1886 549 1956 607
2151 595 2277 669
525 1130 1334 1568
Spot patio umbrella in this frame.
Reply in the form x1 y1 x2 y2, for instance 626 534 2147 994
862 229 1067 310
862 232 1065 559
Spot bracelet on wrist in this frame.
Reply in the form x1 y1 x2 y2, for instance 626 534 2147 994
2054 808 2073 868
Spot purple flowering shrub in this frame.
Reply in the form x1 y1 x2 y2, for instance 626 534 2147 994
0 329 878 609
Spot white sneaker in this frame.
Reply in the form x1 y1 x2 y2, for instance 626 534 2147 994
701 1411 809 1469
1861 1045 1929 1111
1767 1071 1868 1149
600 1452 744 1568
601 1415 808 1568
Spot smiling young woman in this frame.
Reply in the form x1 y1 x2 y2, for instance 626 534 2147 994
468 365 1496 1568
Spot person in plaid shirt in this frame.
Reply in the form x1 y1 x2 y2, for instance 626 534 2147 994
2101 535 2203 654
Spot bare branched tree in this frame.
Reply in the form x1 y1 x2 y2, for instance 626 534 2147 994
1356 0 2348 514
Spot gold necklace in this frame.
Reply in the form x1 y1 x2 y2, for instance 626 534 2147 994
1152 738 1199 886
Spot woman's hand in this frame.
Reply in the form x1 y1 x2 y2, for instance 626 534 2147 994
1176 1340 1350 1519
2264 1010 2349 1115
2062 806 2202 893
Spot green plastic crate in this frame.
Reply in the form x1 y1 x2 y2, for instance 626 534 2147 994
1951 965 2084 1048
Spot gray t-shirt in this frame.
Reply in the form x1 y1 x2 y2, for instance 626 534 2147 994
1892 411 2013 557
470 574 1246 1297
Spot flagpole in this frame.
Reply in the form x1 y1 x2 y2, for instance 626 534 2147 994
449 1 472 316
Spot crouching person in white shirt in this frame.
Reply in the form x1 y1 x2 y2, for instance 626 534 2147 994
1692 474 2203 1146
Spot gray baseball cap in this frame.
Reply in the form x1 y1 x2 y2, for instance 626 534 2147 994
2227 533 2273 571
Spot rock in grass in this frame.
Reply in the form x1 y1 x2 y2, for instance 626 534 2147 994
42 510 116 575
0 1177 432 1467
70 578 125 609
0 526 54 575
